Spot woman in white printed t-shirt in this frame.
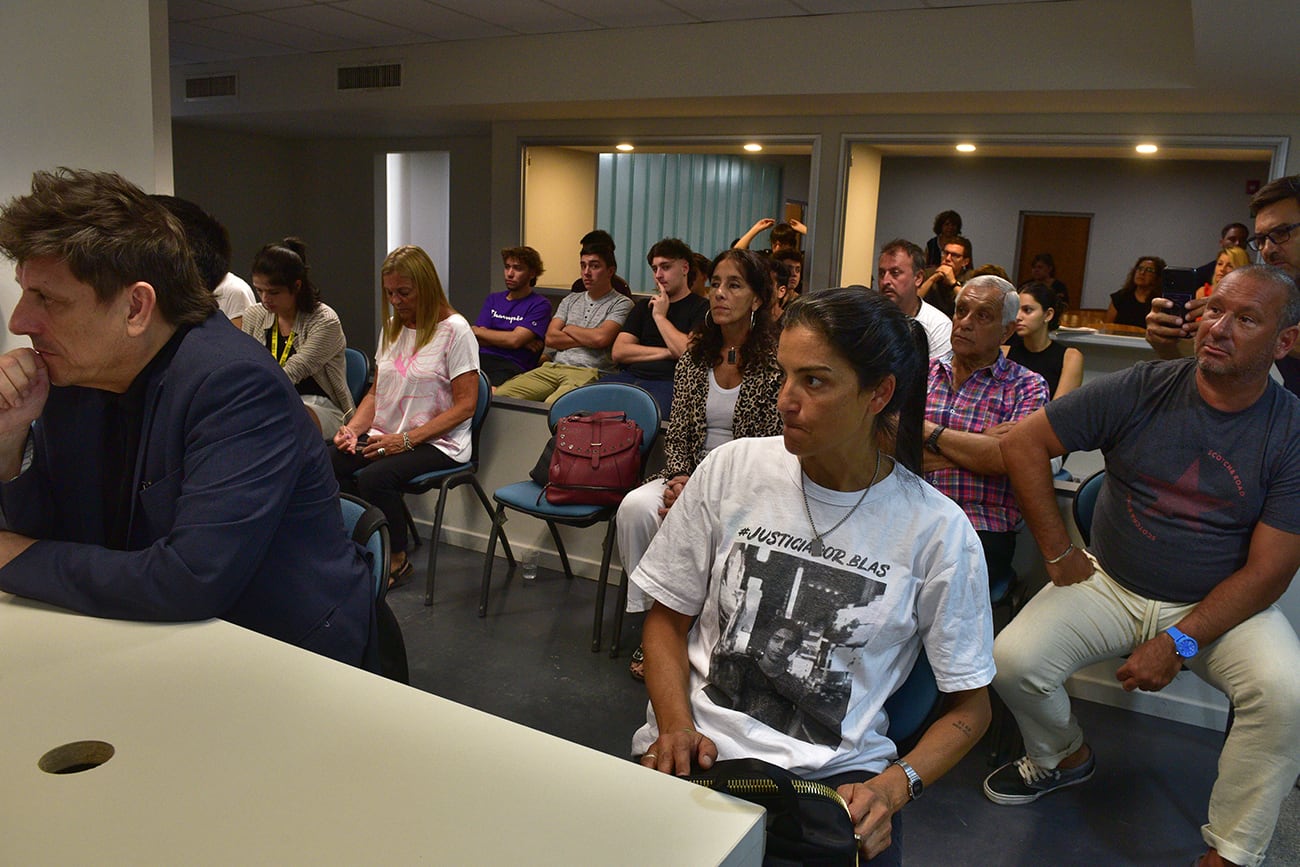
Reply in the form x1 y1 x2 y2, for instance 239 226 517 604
332 245 479 588
631 288 996 865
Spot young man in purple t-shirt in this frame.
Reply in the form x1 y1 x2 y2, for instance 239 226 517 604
472 246 554 386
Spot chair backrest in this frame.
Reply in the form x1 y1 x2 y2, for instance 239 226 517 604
884 647 940 754
548 381 663 460
1071 470 1106 547
344 347 369 406
468 370 492 465
339 493 390 601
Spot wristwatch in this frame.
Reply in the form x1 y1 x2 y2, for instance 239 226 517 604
924 426 945 455
1164 625 1199 659
891 759 923 801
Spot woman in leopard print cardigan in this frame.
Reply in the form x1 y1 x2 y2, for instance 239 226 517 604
618 249 784 676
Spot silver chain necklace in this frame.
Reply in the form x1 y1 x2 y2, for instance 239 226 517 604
800 450 883 557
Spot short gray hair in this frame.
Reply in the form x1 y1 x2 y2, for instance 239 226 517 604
1222 264 1300 332
960 274 1020 327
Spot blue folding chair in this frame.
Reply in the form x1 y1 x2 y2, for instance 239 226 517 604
1071 469 1106 546
344 347 370 406
339 493 409 682
884 647 942 756
400 370 511 606
1068 467 1239 740
479 382 661 652
339 492 389 602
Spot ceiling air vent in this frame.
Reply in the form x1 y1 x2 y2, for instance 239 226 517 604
185 74 238 100
337 63 402 91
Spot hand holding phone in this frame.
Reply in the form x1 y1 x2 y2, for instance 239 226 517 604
1161 267 1200 318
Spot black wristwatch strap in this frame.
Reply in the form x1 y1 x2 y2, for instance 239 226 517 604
925 426 946 455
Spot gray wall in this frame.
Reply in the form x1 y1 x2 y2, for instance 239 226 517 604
874 156 1270 309
173 125 492 358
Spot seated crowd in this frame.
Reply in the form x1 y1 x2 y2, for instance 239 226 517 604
0 168 1297 867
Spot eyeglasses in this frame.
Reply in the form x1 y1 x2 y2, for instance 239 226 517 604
1135 266 1158 274
1247 221 1300 251
941 249 966 260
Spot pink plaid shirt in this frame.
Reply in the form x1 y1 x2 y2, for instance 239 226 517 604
925 354 1049 532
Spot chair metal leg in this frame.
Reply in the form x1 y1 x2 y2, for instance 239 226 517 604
591 519 617 652
403 499 422 550
610 568 629 658
423 480 453 606
546 521 574 580
986 691 1023 767
469 478 514 566
479 503 505 617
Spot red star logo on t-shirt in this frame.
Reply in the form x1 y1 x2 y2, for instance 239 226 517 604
1133 460 1234 534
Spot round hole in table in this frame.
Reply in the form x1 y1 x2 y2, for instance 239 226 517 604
38 740 115 774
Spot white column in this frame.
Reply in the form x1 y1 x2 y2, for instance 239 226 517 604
0 0 172 349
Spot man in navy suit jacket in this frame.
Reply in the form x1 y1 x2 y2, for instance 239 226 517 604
0 169 373 667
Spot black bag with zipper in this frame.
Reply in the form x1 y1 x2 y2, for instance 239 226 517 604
686 757 859 866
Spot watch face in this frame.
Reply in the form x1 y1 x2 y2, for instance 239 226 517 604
1174 635 1198 657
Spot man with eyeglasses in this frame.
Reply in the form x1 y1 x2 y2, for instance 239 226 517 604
918 235 972 318
1148 175 1300 395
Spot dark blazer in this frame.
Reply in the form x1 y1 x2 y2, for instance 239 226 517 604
0 314 373 666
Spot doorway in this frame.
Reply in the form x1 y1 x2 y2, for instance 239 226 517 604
385 151 451 293
1016 212 1093 312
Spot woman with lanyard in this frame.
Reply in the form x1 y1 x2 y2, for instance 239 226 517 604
331 245 479 588
243 238 354 437
630 288 994 865
618 248 784 680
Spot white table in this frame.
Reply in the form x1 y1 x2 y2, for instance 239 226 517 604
0 595 763 865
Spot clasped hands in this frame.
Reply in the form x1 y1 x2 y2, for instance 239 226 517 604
658 474 689 516
333 426 409 460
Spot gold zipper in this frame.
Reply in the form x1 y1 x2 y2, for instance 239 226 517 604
694 777 853 817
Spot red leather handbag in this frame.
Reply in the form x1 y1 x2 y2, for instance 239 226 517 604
544 411 644 506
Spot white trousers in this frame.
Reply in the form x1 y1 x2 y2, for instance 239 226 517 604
616 479 669 613
993 561 1300 867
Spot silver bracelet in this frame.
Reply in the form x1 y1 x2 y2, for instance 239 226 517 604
1045 543 1076 565
402 432 412 452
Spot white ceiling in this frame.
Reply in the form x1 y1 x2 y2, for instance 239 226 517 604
168 0 1058 64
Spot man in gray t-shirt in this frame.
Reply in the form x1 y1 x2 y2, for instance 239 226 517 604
495 243 632 405
985 266 1300 867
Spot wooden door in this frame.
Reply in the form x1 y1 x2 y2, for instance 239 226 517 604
1016 213 1092 312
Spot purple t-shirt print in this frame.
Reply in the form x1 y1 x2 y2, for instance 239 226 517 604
475 291 553 372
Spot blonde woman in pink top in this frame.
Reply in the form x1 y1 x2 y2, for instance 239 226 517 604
332 246 479 587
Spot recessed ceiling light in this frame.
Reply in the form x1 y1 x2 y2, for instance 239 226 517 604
743 143 763 152
615 143 634 152
1136 143 1158 154
955 143 977 153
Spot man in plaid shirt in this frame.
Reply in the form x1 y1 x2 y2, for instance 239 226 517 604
921 275 1050 593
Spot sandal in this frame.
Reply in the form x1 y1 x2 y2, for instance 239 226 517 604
387 559 414 590
629 645 645 682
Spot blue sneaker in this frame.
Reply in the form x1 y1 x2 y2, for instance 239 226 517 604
983 748 1095 805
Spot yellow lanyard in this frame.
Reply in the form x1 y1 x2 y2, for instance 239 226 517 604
270 327 295 366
